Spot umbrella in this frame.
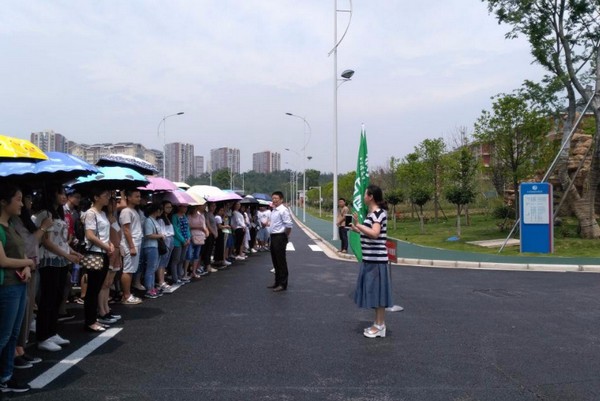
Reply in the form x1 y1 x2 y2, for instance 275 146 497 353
182 191 207 206
72 166 148 190
172 181 190 190
96 154 159 175
0 134 48 162
139 176 179 192
240 195 259 205
0 151 98 183
252 193 271 201
153 190 198 206
187 185 242 202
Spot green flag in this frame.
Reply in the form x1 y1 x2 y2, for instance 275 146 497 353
349 129 369 261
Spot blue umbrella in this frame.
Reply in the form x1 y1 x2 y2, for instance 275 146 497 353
0 151 98 183
72 166 148 190
252 193 271 201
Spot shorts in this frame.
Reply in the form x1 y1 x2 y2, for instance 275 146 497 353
121 242 142 274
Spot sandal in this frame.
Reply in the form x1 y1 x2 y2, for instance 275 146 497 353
74 297 85 305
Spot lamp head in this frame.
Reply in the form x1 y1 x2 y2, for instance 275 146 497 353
285 112 293 116
177 112 184 115
340 69 355 79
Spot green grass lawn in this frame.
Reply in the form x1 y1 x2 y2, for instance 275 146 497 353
309 207 600 258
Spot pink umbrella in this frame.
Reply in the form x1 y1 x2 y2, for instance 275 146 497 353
139 176 179 192
153 190 198 206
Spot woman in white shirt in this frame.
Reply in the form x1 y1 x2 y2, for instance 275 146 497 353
83 188 113 333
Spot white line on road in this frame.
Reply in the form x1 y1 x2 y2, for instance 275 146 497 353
29 327 123 389
308 244 323 252
286 242 295 251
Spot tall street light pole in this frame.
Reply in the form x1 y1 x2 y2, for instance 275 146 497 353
157 112 184 178
329 0 353 240
285 112 312 222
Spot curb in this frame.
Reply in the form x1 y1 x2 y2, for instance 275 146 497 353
293 215 600 273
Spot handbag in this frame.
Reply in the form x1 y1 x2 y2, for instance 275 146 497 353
81 252 105 270
157 237 168 255
151 219 168 255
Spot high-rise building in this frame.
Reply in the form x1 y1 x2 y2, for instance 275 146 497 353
30 130 67 153
252 151 280 173
194 155 204 176
67 142 161 171
210 147 240 174
165 142 195 182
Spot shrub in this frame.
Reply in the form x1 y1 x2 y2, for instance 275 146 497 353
492 205 516 219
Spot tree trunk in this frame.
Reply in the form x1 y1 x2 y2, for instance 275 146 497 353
419 206 425 234
456 205 461 237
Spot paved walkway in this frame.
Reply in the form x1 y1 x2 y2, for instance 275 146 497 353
294 209 600 272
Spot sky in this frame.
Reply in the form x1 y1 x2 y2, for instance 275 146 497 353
1 0 547 174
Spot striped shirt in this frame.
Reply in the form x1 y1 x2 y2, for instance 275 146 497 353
360 208 388 263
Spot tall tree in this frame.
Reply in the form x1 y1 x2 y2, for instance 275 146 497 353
484 0 600 237
444 146 478 236
474 93 552 218
418 138 446 223
399 152 432 233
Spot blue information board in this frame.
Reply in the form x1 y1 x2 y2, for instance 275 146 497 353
520 182 553 253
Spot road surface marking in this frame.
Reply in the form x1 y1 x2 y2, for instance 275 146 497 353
286 242 295 251
308 244 323 252
29 327 123 389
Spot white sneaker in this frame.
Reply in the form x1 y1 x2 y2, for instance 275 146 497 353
208 267 218 273
270 268 275 274
224 260 232 266
47 334 70 346
235 255 246 260
37 339 61 352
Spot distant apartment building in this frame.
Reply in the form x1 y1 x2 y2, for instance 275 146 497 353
252 151 281 174
210 147 240 174
30 130 67 153
194 155 204 176
165 142 195 182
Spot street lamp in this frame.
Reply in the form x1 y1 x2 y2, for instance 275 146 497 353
310 186 322 217
285 112 312 222
157 112 184 178
329 0 353 240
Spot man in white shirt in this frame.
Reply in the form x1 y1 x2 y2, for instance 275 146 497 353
119 190 143 304
267 191 293 292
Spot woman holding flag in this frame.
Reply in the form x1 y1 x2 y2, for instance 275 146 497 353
350 184 393 338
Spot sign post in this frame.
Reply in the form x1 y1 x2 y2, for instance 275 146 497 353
520 183 553 253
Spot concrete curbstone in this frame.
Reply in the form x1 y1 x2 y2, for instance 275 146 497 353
528 264 579 272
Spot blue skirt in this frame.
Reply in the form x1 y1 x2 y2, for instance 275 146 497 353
354 262 394 309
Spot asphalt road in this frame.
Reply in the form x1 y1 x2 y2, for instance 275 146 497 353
6 225 600 401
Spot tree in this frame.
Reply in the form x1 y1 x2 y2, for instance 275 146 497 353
444 146 478 236
398 152 433 226
474 93 552 218
385 189 404 230
418 138 446 223
410 188 431 234
484 0 600 238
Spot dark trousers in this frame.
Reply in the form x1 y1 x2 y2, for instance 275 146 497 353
234 228 245 255
37 265 69 342
201 234 215 266
338 226 348 251
270 233 288 288
214 230 225 262
84 257 108 326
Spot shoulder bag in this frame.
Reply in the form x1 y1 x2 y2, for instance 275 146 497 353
81 211 105 270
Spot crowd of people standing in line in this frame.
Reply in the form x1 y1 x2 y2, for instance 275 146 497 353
0 180 392 394
0 183 278 394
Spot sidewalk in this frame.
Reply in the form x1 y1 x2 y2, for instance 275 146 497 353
293 209 600 273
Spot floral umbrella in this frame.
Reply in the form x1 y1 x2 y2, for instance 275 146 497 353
0 134 48 162
0 151 98 184
154 190 199 206
96 154 159 175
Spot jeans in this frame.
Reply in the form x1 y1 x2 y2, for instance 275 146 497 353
338 226 348 252
186 243 201 262
0 283 27 382
143 247 159 291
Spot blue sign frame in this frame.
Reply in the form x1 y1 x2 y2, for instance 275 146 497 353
520 182 553 253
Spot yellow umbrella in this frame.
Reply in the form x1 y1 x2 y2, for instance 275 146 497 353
0 135 48 161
